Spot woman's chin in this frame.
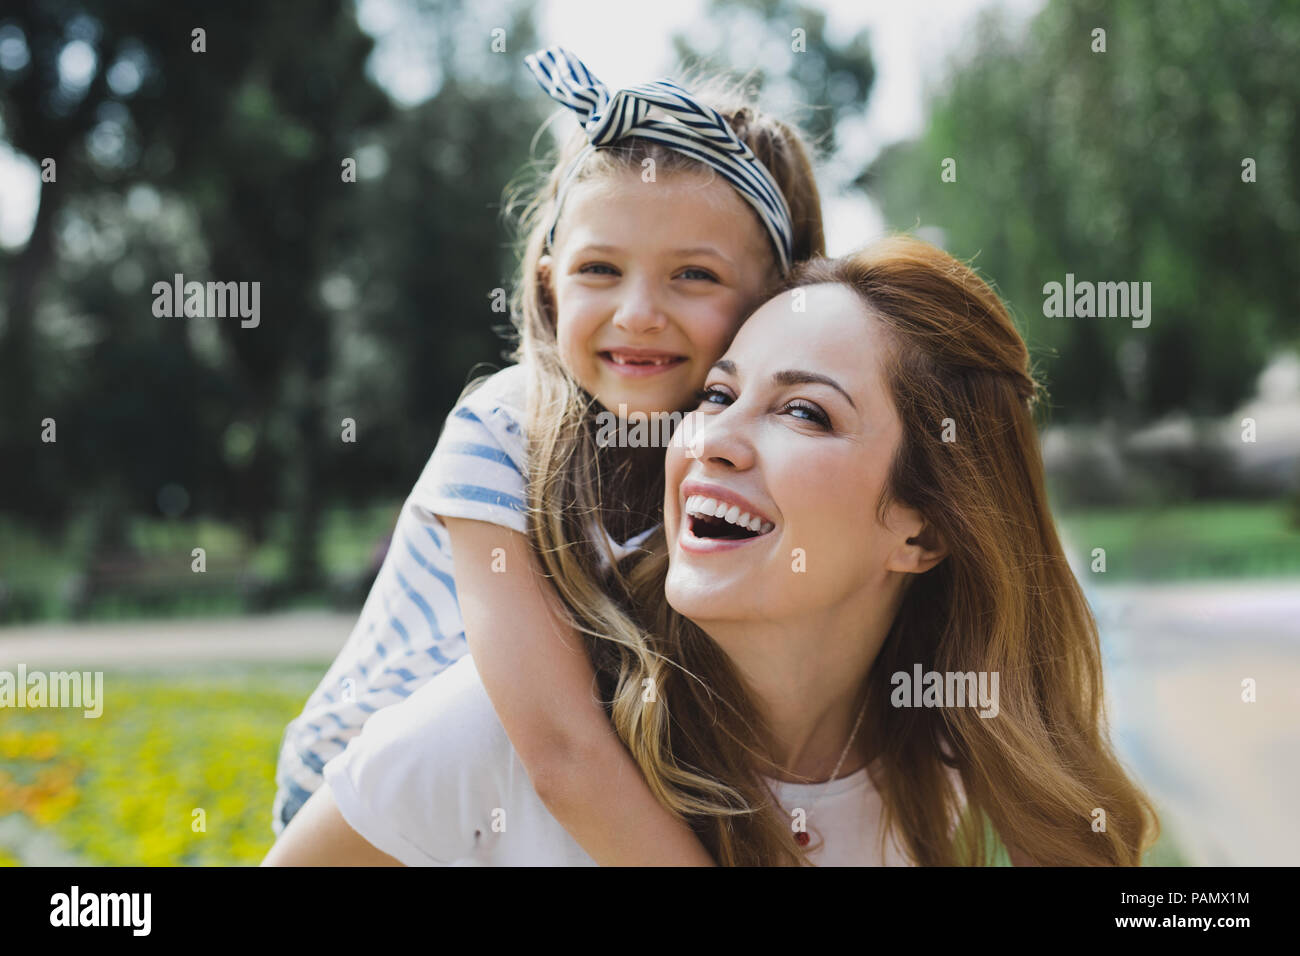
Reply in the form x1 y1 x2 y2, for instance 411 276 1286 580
665 565 756 625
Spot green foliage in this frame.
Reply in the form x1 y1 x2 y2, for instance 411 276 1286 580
869 0 1300 422
0 503 402 622
0 1 544 577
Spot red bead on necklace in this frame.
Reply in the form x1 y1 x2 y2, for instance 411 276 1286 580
794 831 810 847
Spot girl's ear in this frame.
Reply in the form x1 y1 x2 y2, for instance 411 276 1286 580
883 502 948 575
536 254 558 327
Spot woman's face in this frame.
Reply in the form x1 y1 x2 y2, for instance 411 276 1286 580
664 283 920 629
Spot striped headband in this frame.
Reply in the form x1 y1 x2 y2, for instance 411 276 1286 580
524 46 795 275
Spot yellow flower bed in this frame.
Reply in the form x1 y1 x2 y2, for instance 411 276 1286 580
0 666 321 866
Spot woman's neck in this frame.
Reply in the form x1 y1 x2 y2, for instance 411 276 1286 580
702 590 903 784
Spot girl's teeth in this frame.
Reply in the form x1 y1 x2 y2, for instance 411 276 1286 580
703 498 720 516
748 515 762 532
610 353 675 365
724 505 741 524
737 512 751 527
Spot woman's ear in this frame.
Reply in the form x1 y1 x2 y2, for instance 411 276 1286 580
883 503 948 575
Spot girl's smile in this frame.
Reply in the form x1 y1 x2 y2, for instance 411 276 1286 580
598 347 688 377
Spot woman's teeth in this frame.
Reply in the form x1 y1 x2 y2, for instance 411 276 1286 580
684 495 773 534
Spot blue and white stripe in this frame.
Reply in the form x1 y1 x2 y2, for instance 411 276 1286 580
524 46 795 274
272 368 533 834
271 364 661 835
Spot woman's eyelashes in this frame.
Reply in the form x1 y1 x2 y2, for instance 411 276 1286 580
783 399 831 429
694 385 832 430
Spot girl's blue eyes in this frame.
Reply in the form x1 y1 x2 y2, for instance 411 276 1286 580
693 386 831 430
577 264 718 282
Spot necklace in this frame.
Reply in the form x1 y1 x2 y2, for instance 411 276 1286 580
790 694 869 848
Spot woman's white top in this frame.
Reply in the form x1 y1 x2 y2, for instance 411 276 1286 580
324 655 921 866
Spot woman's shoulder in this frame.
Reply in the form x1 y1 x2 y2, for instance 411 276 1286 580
370 655 511 760
329 655 513 795
322 655 519 863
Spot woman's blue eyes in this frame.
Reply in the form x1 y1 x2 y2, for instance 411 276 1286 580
696 386 731 407
694 386 831 429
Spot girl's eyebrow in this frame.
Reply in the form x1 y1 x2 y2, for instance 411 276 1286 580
673 245 731 261
571 243 733 263
709 359 858 411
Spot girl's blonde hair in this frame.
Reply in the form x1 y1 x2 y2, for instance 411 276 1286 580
484 77 827 866
569 237 1159 866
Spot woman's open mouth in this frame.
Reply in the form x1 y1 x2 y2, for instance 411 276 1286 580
599 350 687 377
682 494 775 547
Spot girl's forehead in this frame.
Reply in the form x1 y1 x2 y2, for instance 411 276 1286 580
556 168 770 256
570 163 735 207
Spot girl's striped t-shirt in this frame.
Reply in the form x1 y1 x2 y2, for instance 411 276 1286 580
272 364 657 835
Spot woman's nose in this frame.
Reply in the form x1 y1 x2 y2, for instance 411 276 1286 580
611 278 668 335
682 407 756 471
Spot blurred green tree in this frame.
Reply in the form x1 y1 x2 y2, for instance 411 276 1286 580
670 0 875 165
867 0 1300 423
0 0 543 596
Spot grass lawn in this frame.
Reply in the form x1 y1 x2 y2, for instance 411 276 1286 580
1055 501 1300 581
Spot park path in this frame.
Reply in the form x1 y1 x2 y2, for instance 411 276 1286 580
1088 580 1300 866
1 582 1298 866
0 610 355 668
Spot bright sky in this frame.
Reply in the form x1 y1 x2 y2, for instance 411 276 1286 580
0 0 1044 251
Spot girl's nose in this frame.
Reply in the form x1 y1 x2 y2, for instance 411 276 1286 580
611 279 668 335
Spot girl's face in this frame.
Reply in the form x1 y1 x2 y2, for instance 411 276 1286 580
663 283 935 630
542 166 775 418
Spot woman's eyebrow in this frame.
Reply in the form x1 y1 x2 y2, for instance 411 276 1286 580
709 360 857 411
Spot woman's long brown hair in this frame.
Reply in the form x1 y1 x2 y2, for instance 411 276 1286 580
601 236 1160 866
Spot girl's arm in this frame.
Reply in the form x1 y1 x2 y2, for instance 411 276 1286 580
441 515 715 866
262 786 403 867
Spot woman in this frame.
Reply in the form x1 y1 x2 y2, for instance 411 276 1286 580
265 236 1158 866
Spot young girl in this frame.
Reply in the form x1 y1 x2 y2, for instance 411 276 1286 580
272 46 825 864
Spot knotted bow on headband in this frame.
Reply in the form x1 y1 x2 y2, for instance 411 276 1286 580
524 46 795 275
